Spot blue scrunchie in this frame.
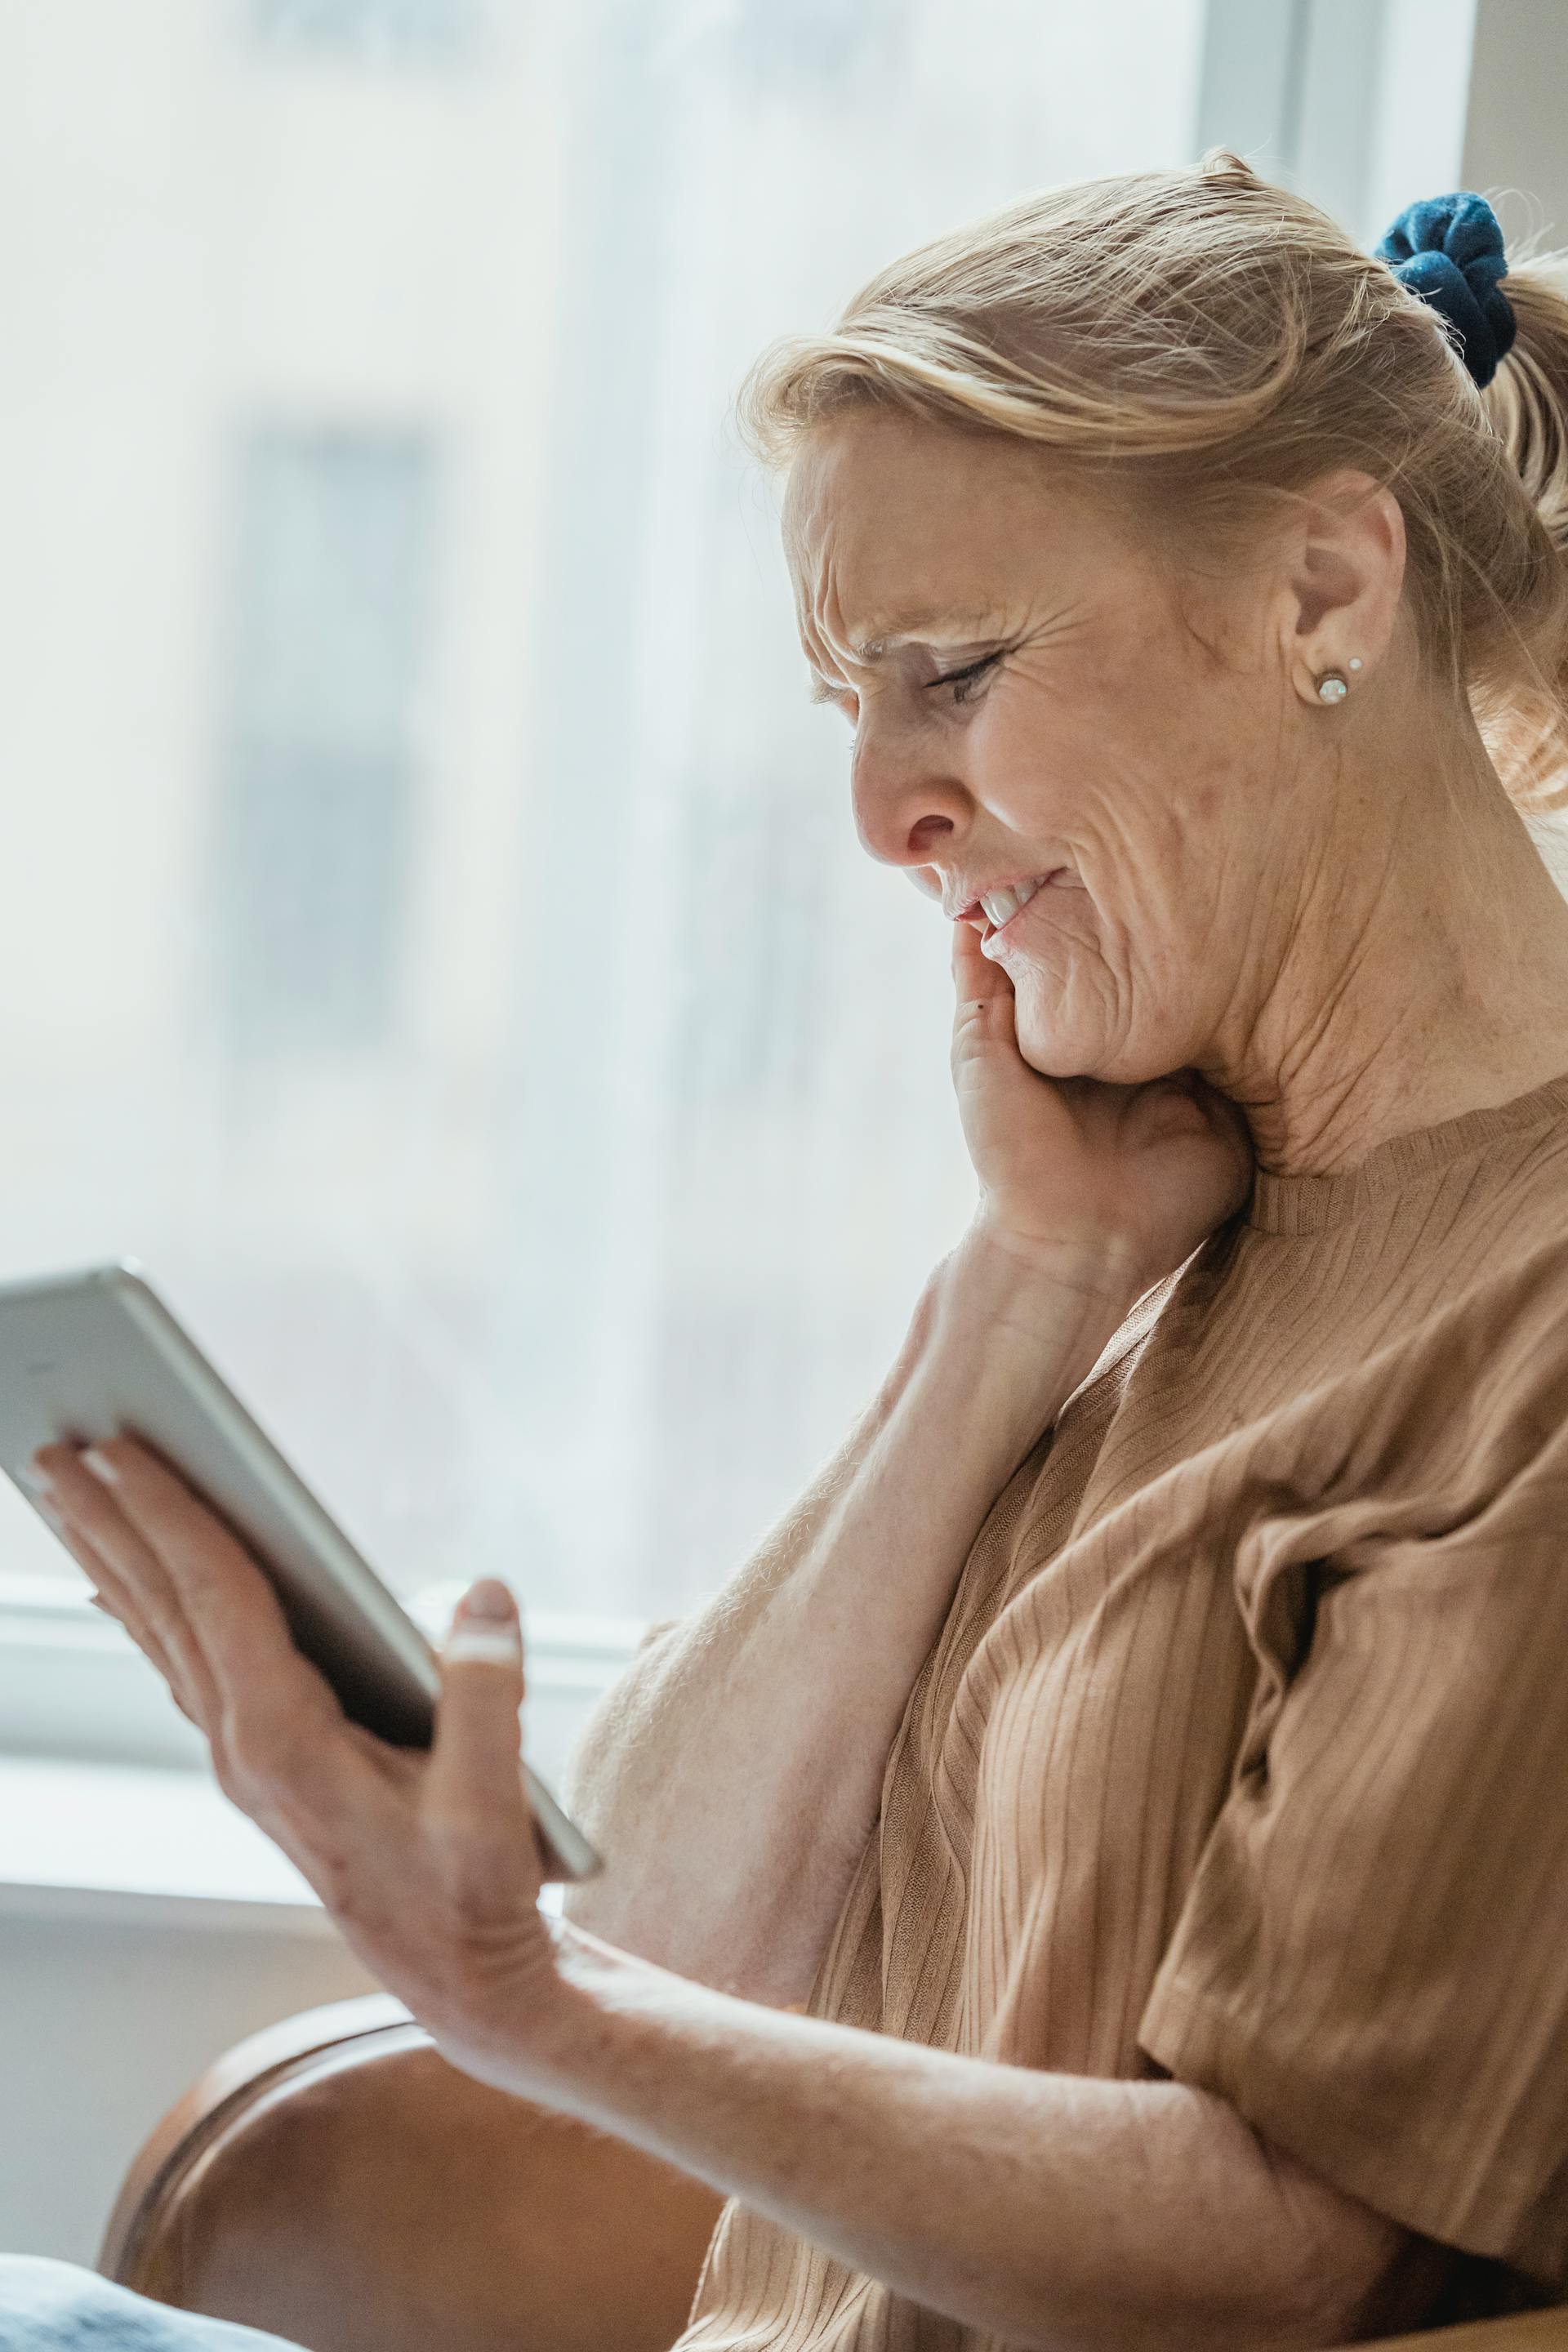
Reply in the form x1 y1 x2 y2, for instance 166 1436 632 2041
1374 191 1517 389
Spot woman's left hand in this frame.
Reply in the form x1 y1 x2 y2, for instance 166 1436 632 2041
28 1435 568 2092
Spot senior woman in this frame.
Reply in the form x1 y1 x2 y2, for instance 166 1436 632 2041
7 151 1568 2350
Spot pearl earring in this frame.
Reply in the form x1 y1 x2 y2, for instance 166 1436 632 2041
1315 657 1362 704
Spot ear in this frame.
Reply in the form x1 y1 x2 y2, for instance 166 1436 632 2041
1278 470 1405 706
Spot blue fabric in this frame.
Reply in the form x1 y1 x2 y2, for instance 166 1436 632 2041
0 2258 306 2350
1375 190 1517 388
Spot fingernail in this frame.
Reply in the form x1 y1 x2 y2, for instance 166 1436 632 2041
82 1447 119 1486
445 1626 523 1668
445 1579 521 1668
17 1464 54 1497
461 1578 516 1623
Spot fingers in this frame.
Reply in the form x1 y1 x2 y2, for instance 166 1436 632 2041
36 1495 201 1721
951 915 1013 1007
429 1580 531 1830
33 1443 223 1726
32 1437 342 1753
951 918 1021 1058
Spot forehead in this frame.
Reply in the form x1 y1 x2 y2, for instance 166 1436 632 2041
780 408 1110 653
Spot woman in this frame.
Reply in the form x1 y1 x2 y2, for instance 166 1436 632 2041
7 153 1568 2349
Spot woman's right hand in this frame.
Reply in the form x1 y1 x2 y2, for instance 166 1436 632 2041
947 919 1253 1313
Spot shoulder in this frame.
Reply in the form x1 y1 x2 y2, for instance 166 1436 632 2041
1410 1221 1568 1383
1270 1227 1568 1539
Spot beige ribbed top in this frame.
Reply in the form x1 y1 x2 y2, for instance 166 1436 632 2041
678 1072 1568 2348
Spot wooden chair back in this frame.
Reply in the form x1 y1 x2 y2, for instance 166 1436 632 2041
100 1993 723 2352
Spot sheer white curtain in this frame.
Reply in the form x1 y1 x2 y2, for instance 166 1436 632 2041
0 0 1205 1622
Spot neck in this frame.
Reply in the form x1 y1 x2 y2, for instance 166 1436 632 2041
1206 696 1568 1177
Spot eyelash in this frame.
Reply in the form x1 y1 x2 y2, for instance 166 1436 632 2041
929 651 1003 705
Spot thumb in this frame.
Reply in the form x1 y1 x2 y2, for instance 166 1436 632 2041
428 1579 529 1834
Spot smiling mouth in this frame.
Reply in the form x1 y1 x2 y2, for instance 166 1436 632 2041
962 868 1070 953
978 875 1047 928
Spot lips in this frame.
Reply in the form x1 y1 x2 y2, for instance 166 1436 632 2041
951 867 1069 926
972 869 1076 960
977 875 1046 929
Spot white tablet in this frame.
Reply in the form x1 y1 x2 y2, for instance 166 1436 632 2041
0 1259 601 1882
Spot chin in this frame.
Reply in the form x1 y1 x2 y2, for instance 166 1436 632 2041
1010 970 1164 1086
1012 1005 1107 1082
1009 966 1111 1080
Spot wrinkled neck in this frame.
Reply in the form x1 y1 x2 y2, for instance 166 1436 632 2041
1205 699 1568 1177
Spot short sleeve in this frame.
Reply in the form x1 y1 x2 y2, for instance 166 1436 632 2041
1139 1509 1568 2287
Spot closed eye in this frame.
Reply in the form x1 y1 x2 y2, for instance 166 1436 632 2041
927 650 1003 704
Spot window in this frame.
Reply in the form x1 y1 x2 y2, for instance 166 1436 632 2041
0 0 1499 1750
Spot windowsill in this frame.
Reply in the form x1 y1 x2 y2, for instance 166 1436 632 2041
0 1577 643 1927
0 1753 332 1931
0 1574 646 1776
0 1753 572 1933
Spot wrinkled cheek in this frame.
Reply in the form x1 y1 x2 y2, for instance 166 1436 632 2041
1010 863 1193 1076
1007 886 1114 1001
1005 928 1123 1078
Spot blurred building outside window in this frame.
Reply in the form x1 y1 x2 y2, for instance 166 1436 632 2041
252 0 478 64
220 428 435 1058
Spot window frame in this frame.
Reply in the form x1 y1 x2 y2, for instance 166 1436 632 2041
0 1571 644 1785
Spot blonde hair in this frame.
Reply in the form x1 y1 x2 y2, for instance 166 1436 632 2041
738 150 1568 810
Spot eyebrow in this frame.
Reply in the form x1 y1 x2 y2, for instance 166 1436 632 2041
804 605 1004 701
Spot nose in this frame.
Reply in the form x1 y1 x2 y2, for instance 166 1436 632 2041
850 712 972 871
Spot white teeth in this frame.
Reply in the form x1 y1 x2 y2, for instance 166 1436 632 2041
978 875 1044 929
